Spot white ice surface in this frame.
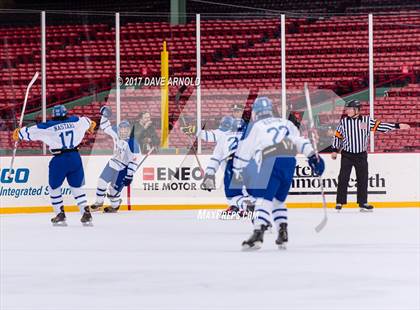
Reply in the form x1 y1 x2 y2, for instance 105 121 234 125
1 208 419 310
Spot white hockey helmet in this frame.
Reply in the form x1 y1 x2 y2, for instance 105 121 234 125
118 120 131 140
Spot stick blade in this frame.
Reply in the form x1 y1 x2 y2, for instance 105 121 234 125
315 216 328 233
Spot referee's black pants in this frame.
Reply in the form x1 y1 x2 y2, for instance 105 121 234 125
336 151 368 205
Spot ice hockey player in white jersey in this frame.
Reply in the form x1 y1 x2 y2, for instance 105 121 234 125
90 106 142 213
233 97 325 250
201 116 253 216
12 104 96 226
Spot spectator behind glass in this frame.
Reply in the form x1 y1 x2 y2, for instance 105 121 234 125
133 112 159 154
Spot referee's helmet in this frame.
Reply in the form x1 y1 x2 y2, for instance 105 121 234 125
344 100 361 108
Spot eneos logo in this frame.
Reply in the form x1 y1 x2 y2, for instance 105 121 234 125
141 166 204 191
142 167 203 181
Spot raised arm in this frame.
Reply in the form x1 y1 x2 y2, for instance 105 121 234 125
369 118 410 133
99 107 118 141
197 129 219 143
14 124 51 143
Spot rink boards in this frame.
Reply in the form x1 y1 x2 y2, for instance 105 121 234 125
0 153 419 213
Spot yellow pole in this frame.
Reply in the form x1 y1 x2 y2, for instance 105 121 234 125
160 41 169 148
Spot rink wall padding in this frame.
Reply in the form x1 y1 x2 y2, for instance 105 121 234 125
0 154 419 214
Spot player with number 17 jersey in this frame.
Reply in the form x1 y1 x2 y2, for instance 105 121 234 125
13 104 96 226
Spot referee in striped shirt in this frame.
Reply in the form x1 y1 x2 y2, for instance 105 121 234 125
331 100 410 211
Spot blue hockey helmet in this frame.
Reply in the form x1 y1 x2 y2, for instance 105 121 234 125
51 105 67 118
118 120 131 139
219 116 234 132
252 97 273 119
232 119 246 132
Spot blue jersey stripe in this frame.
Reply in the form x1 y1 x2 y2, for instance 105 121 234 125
273 208 287 213
255 209 270 216
25 127 31 141
234 155 249 163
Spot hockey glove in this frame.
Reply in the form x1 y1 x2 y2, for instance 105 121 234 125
308 154 325 177
12 128 21 142
100 106 112 118
201 173 216 192
181 125 196 135
123 174 133 186
88 120 97 134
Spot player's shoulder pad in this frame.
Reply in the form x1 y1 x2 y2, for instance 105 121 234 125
127 137 140 153
80 115 91 122
36 116 79 129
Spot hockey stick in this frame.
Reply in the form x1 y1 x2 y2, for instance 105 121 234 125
174 84 204 173
127 146 155 210
304 83 328 233
7 71 40 179
136 146 155 172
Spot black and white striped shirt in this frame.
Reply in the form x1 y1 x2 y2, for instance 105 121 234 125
332 115 398 153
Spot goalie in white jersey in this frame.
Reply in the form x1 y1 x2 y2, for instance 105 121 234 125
90 107 142 213
233 97 325 250
12 104 96 226
201 116 254 215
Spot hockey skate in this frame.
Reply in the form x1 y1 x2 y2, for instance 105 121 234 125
359 203 374 212
242 225 269 251
81 208 93 226
275 223 288 249
103 205 120 213
89 202 103 212
51 209 67 227
335 204 343 212
103 197 121 213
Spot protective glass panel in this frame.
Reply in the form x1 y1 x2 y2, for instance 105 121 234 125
286 14 369 149
121 14 202 154
46 12 116 155
117 14 202 205
199 15 282 154
0 12 42 155
299 88 345 153
373 12 420 152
